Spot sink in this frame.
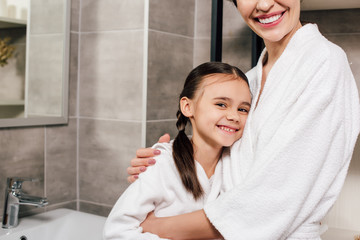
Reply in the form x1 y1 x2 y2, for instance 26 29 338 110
3 209 357 240
0 208 106 240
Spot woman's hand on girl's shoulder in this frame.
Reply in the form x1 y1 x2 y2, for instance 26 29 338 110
127 134 171 183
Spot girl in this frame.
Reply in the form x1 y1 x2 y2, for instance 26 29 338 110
128 0 360 239
103 62 252 239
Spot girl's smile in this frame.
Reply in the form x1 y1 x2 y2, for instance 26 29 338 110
184 74 252 150
217 125 239 134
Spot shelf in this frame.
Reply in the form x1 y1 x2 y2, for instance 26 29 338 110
301 0 360 10
322 227 360 240
0 16 26 29
0 100 25 106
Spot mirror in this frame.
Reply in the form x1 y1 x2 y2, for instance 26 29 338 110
0 0 70 127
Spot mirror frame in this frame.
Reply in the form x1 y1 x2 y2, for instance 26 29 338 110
0 0 70 128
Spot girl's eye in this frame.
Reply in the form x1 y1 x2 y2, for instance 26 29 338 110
238 108 249 113
216 103 226 108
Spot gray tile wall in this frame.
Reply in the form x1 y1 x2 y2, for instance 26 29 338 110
76 0 144 215
145 0 252 147
1 1 359 225
0 0 78 221
145 0 196 146
194 0 252 71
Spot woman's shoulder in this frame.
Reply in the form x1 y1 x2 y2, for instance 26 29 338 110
302 24 346 61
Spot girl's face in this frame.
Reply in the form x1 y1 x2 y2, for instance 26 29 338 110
236 0 302 44
185 74 251 150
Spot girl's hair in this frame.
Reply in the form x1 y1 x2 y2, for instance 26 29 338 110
173 62 249 200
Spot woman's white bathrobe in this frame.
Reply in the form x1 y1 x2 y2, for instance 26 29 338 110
103 142 224 240
204 24 360 240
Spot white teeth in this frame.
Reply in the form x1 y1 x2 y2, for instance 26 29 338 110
258 13 282 24
219 126 236 132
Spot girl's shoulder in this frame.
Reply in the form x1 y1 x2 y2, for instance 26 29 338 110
151 141 173 154
149 141 176 169
136 141 178 183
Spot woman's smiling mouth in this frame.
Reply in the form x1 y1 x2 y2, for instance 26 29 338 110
256 11 285 25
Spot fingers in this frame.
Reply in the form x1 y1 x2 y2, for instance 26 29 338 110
128 146 162 183
127 175 138 183
127 166 145 175
158 133 171 143
136 148 160 158
128 157 157 183
131 157 157 168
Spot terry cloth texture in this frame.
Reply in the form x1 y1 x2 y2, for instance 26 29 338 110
204 24 360 240
103 141 224 240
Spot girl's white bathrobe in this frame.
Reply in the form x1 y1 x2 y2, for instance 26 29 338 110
204 24 360 240
103 142 224 240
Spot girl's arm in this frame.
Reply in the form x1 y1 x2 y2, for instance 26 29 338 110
104 145 172 239
141 210 222 239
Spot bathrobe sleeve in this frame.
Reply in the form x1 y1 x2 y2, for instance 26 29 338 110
204 27 360 239
103 144 172 240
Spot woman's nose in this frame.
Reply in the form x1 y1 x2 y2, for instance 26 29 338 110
256 0 274 12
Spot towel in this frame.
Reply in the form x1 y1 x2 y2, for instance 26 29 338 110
205 24 360 240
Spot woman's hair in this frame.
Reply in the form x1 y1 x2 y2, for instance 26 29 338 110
228 0 303 8
173 62 248 200
227 0 237 7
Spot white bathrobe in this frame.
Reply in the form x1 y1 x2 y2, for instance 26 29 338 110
103 142 224 240
204 24 360 240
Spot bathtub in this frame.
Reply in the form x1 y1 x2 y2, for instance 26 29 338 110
0 208 106 240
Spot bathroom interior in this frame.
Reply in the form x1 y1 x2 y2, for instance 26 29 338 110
0 0 359 239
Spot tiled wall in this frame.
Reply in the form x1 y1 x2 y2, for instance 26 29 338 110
0 0 146 219
0 0 359 232
145 0 195 145
194 0 252 71
145 0 252 146
75 0 145 215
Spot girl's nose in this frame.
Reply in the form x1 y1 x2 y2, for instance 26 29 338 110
226 109 240 122
256 0 274 12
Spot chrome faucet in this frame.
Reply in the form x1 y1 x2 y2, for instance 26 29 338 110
2 177 48 229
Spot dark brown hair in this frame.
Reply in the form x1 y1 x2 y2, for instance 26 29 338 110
228 0 303 8
228 0 237 7
173 62 248 200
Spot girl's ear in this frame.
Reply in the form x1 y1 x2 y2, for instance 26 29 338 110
180 97 194 118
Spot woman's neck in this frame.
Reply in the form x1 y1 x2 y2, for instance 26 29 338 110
192 138 222 179
263 21 302 67
254 21 303 108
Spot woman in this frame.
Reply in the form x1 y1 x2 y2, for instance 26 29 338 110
127 0 360 239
